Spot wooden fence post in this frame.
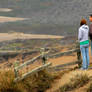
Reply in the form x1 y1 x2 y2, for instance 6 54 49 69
14 68 19 78
14 60 20 78
40 48 47 65
76 41 82 68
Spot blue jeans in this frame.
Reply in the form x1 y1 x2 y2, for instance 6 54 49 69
80 46 89 69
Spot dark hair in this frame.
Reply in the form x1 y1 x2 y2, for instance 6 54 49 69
80 19 87 26
90 14 92 17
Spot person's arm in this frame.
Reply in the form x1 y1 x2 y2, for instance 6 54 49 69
78 28 82 41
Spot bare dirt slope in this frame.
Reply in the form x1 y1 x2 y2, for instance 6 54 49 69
0 16 26 23
0 33 63 42
46 47 92 92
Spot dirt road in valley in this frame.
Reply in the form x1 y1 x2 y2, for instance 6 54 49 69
0 33 63 42
0 16 26 23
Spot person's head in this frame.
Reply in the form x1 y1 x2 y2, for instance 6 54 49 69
89 14 92 22
80 19 87 26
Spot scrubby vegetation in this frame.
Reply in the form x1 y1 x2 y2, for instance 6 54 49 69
57 73 90 92
0 69 57 92
0 39 61 51
87 81 92 92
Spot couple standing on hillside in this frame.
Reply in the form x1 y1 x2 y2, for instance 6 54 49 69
78 15 92 70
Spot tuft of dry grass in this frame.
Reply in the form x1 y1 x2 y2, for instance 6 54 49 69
21 70 56 92
0 69 57 92
0 70 26 92
57 72 89 92
0 68 79 92
87 82 92 92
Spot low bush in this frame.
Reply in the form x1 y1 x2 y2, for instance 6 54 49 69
58 73 89 92
0 69 56 92
87 81 92 92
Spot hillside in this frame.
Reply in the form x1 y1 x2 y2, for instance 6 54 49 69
0 0 91 36
0 1 92 92
0 0 91 25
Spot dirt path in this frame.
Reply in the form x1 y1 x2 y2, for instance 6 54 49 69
0 33 63 42
46 69 92 92
69 70 92 92
0 16 26 23
46 47 92 92
0 8 12 12
48 53 77 67
46 70 73 92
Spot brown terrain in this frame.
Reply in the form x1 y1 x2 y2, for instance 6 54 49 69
0 39 91 92
6 45 91 92
0 44 91 92
0 33 63 42
45 47 92 92
0 8 92 92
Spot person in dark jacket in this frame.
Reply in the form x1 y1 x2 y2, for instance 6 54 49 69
89 14 92 55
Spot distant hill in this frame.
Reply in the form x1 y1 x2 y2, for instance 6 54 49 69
0 0 92 36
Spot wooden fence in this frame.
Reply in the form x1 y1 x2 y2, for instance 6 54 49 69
48 48 81 71
13 44 82 82
14 50 51 82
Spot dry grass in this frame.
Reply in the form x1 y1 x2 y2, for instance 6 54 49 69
0 70 24 92
0 69 57 92
57 72 90 92
87 82 92 92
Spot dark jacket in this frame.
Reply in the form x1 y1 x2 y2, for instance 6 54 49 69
89 24 92 40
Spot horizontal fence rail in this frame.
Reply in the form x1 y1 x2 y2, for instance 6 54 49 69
49 61 79 71
14 62 52 82
0 50 38 56
14 50 50 82
15 51 50 70
0 46 59 56
48 48 80 59
15 55 41 70
13 45 81 82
